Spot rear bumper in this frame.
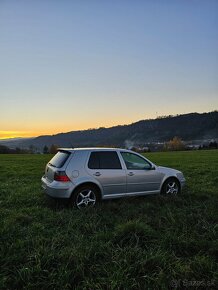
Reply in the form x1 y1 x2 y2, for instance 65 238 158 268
41 176 73 198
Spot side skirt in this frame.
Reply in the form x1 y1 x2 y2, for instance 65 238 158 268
102 190 160 200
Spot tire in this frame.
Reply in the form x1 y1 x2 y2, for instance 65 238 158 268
161 178 180 196
71 185 100 209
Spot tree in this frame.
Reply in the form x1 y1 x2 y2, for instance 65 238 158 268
15 147 21 154
29 145 37 154
209 141 217 149
43 145 49 154
0 145 10 154
49 144 58 154
164 136 185 151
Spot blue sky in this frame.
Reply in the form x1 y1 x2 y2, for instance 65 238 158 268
0 0 217 138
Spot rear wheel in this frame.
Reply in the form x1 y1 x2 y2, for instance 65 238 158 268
71 185 100 209
161 178 180 196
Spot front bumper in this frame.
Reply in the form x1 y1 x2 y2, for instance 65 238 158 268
41 176 73 198
179 178 186 188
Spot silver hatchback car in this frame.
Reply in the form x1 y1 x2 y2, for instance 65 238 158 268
41 148 185 209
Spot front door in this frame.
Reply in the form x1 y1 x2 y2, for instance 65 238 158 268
120 152 163 193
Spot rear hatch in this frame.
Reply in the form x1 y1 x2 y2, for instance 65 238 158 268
45 150 71 182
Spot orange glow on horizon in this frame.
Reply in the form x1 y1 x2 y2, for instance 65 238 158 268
0 115 168 139
0 131 33 140
0 119 137 139
0 126 113 139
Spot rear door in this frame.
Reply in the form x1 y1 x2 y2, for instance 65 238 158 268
120 152 163 193
86 151 126 195
45 150 71 181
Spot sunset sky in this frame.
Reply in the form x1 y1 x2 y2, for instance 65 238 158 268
0 0 218 139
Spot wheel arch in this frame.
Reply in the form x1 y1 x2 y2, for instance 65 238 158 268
71 182 102 200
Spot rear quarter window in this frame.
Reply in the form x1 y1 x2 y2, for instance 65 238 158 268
49 151 70 168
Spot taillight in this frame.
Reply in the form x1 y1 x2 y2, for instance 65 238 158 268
54 171 70 182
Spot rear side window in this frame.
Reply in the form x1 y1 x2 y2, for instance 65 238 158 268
88 151 122 169
88 152 100 169
49 151 70 168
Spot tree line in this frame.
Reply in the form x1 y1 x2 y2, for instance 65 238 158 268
0 144 58 154
0 138 217 154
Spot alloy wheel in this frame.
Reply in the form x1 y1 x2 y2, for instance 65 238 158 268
76 189 96 209
165 180 179 195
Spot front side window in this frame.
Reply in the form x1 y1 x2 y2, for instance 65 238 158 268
88 151 122 169
121 152 151 170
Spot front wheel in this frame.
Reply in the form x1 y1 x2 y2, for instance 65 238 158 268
71 185 100 209
161 178 180 196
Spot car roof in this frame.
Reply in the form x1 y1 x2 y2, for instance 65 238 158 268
58 147 131 153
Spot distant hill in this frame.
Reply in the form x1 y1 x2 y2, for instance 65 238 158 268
16 111 217 150
0 138 34 149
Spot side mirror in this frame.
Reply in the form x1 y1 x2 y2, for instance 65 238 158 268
150 165 156 170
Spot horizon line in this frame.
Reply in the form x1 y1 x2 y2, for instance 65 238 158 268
1 110 217 140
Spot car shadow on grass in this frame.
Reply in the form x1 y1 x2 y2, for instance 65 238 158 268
43 192 184 213
43 195 70 211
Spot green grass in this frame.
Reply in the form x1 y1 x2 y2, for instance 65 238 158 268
0 150 217 289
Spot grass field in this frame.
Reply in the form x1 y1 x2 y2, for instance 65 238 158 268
0 150 218 289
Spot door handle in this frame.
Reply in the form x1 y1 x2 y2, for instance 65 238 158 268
128 172 134 176
93 172 101 176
